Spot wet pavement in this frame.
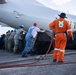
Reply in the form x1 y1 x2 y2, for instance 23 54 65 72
0 49 76 75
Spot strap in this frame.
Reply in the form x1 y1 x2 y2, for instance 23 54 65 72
55 32 66 34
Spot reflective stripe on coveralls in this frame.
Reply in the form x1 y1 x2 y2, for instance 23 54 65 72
67 29 72 32
54 48 65 52
54 48 65 61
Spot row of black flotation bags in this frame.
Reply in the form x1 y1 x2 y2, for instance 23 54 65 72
34 31 76 54
0 31 76 54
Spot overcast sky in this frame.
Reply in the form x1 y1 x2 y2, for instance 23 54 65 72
37 0 76 15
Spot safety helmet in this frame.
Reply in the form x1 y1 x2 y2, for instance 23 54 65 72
19 25 24 28
14 28 16 32
33 23 37 26
8 30 10 32
58 12 67 18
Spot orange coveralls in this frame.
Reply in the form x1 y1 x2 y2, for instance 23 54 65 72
49 17 73 62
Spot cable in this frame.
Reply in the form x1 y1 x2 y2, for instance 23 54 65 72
0 61 76 69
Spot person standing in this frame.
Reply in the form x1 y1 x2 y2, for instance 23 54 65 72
8 29 16 52
49 12 73 63
5 30 11 51
13 25 25 53
22 23 45 57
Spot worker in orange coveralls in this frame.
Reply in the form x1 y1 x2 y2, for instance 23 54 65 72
49 12 73 63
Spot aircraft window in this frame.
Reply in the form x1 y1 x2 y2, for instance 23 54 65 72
69 21 72 26
73 22 76 29
0 0 6 4
74 25 75 29
74 22 76 25
74 25 76 29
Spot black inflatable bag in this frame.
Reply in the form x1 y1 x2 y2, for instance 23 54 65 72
35 31 53 54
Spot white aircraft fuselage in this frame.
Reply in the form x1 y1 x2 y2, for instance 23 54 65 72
0 0 76 32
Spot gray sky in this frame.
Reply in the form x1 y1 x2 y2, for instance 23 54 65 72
37 0 76 15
